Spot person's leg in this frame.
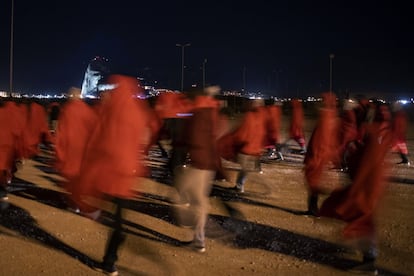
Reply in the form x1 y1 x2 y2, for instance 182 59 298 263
399 152 410 164
102 198 127 272
178 166 214 252
0 170 9 200
396 142 410 165
189 168 214 250
348 236 378 274
235 153 257 192
306 193 319 216
275 143 284 160
235 170 247 192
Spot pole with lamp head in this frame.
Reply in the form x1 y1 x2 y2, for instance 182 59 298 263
176 43 191 91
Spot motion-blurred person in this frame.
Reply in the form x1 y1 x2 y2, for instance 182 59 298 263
72 74 150 275
175 85 221 253
3 98 27 177
140 99 163 153
391 101 410 165
154 91 193 173
0 98 23 201
319 102 392 274
47 101 61 133
288 98 307 153
336 99 358 170
23 100 55 158
354 96 373 140
214 99 231 181
219 98 267 193
54 87 98 213
265 100 284 160
303 92 340 216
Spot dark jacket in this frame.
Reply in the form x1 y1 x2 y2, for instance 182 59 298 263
187 96 219 171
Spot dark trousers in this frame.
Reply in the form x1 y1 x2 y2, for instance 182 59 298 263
103 197 127 267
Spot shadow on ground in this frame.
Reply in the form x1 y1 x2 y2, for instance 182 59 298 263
0 203 99 268
4 176 406 275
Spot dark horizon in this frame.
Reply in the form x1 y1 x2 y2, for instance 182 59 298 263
0 1 413 101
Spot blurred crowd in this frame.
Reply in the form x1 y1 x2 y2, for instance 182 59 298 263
0 73 410 275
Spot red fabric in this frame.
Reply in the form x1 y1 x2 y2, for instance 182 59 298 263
217 131 240 162
137 98 163 156
217 113 230 140
72 75 150 212
187 95 220 170
231 106 268 156
289 99 305 144
266 104 282 146
14 103 29 159
337 109 358 157
0 102 20 173
24 102 54 158
319 113 392 240
354 99 374 141
304 93 340 193
391 109 408 154
218 105 268 160
154 92 193 119
54 99 98 181
4 101 26 160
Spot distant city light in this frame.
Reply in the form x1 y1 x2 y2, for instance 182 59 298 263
0 88 412 107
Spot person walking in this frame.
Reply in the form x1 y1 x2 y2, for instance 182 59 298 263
175 85 221 253
265 100 284 160
303 92 340 216
288 98 307 153
319 102 392 274
391 101 410 165
53 87 98 215
219 98 268 193
23 100 55 158
336 99 358 170
0 98 23 201
72 74 151 275
154 91 193 174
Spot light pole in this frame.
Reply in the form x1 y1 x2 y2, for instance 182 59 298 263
176 43 191 91
202 58 207 89
329 53 335 92
9 0 14 96
242 65 246 92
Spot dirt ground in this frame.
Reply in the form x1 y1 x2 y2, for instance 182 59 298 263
1 115 414 276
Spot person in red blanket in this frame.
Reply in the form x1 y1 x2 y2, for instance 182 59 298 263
71 74 151 275
265 100 284 160
336 99 358 170
3 99 27 179
289 98 307 153
0 98 25 201
24 100 55 158
219 99 268 193
319 101 392 274
175 85 221 253
391 101 410 165
154 91 193 174
303 92 340 216
47 101 61 133
54 87 98 213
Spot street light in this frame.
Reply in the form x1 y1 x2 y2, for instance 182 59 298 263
329 53 335 92
9 0 14 96
176 43 191 91
202 58 207 89
242 65 246 92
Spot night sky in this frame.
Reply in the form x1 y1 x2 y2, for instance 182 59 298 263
0 0 413 100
